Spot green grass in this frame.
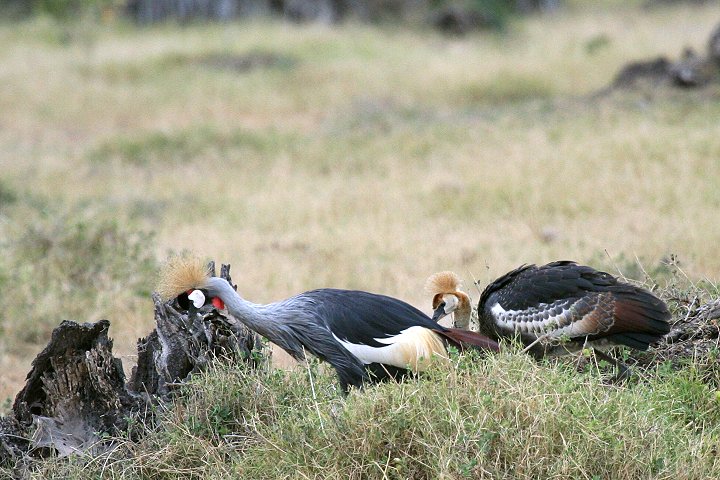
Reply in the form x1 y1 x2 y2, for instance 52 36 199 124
17 349 720 479
88 125 294 166
0 196 156 349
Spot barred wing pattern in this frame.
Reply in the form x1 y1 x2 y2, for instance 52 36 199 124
478 261 670 351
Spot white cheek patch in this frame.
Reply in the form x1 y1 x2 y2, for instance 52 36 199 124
188 289 206 308
443 294 459 314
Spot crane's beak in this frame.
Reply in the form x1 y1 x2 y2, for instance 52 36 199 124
432 304 448 323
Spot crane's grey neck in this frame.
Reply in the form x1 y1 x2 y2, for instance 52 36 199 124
205 277 279 335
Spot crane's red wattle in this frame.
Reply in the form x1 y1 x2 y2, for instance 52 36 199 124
212 297 225 310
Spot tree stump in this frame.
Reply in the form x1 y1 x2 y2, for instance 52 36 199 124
11 319 138 459
0 262 261 468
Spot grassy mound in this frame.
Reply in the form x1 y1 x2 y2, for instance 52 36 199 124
22 346 720 479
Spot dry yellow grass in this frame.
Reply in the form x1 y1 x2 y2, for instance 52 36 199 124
1 3 720 401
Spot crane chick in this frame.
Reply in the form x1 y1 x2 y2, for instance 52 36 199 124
157 254 500 392
425 271 473 329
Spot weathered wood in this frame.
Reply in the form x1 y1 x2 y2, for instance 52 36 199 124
0 261 261 468
11 320 141 460
13 320 136 427
0 416 28 469
609 22 720 91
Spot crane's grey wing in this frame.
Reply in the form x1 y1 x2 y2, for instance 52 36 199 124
296 289 458 371
265 308 368 392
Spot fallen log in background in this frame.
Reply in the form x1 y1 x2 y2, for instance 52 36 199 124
0 262 260 470
603 21 720 92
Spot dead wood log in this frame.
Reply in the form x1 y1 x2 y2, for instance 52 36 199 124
0 416 28 471
0 262 261 468
608 22 720 92
7 319 141 462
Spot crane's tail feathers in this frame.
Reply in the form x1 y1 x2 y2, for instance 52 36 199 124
435 328 500 353
610 288 671 349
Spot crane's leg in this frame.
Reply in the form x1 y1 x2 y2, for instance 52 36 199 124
593 349 631 382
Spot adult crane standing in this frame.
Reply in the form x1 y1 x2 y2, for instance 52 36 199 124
157 255 500 392
426 261 671 378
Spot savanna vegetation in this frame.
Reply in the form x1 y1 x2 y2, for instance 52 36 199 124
1 1 720 477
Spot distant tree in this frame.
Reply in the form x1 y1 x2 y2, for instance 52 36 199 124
3 0 562 24
0 0 34 18
0 0 113 19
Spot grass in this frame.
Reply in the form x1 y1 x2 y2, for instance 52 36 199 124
16 349 720 479
0 195 157 395
87 125 293 166
1 1 720 475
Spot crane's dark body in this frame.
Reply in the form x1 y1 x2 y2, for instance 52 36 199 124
296 289 443 385
309 289 444 346
477 261 671 356
203 278 499 392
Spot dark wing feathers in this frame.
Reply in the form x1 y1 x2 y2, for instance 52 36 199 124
480 261 597 311
299 289 500 356
435 328 500 352
480 261 671 350
302 288 445 347
609 289 671 337
285 324 368 391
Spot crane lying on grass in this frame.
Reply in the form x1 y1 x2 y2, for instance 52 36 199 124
426 261 671 379
157 255 500 392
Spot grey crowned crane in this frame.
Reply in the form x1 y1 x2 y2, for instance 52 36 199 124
427 261 671 378
157 255 500 392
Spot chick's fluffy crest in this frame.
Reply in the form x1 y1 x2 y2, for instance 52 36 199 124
156 254 211 300
424 271 462 296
